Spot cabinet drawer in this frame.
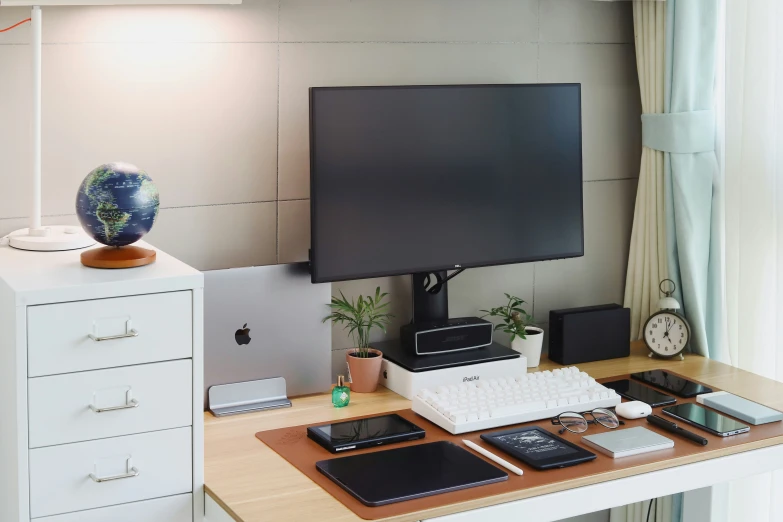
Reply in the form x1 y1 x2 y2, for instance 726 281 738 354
29 427 192 518
33 493 193 522
28 291 192 377
29 360 193 448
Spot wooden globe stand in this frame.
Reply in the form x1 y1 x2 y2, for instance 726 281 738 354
81 245 156 269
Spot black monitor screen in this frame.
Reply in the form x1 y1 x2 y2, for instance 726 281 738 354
309 84 583 283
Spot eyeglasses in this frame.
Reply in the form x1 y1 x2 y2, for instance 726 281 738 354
550 408 625 435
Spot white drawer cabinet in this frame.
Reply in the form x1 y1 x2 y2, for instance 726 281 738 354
29 360 193 448
0 242 204 522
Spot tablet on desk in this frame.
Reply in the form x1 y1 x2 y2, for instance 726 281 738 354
316 441 508 506
307 414 425 453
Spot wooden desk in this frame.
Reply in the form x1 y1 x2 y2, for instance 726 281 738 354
204 343 783 522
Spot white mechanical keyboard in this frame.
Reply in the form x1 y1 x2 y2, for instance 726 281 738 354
412 366 621 434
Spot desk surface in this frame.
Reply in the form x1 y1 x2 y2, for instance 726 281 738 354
204 343 783 522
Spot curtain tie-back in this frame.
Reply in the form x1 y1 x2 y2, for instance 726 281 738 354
641 110 715 153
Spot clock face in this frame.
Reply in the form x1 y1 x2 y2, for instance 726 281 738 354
644 311 689 357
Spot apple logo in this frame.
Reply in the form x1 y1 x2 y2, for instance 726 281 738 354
235 323 251 345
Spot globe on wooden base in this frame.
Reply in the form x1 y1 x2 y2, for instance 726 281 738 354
81 245 156 269
75 162 160 269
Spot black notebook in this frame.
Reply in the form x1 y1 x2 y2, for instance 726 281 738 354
316 441 508 506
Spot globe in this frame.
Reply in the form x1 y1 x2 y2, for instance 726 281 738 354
75 162 160 247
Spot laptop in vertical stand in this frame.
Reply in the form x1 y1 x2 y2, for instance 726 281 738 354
203 263 332 409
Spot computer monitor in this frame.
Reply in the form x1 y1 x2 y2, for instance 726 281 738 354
309 84 583 323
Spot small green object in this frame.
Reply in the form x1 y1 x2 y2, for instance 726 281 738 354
332 375 350 408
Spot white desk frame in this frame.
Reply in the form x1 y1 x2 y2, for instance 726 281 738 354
204 443 783 522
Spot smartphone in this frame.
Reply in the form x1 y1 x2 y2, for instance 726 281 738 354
662 403 750 437
631 370 713 398
307 414 425 453
603 379 676 407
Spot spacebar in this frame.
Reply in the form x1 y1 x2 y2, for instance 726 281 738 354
490 401 548 418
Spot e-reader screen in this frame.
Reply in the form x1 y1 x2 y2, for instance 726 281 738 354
481 426 596 470
493 429 579 461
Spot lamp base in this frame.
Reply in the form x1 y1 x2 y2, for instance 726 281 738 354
81 245 156 269
9 226 95 251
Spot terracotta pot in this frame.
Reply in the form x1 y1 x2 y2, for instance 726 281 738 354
346 348 383 392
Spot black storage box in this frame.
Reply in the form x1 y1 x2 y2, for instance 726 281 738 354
548 304 631 365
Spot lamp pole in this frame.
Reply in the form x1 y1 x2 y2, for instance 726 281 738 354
8 5 94 251
31 5 41 232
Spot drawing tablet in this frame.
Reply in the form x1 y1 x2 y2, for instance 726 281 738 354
315 441 508 506
480 426 596 470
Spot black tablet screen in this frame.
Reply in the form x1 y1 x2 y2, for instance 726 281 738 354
494 430 578 461
313 414 420 445
316 441 508 506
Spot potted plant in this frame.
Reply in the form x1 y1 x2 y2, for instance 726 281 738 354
323 287 394 392
481 293 544 367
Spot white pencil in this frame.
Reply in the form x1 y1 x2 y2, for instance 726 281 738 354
463 439 524 476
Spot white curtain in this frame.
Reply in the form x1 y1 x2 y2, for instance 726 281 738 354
614 4 676 521
623 0 668 341
723 0 783 519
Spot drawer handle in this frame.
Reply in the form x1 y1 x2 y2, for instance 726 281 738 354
88 320 139 342
88 329 139 342
89 458 140 483
89 398 139 413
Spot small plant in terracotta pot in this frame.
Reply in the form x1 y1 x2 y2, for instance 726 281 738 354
323 287 394 392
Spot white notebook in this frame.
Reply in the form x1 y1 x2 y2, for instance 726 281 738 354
582 427 674 458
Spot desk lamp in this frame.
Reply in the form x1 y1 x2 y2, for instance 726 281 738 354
1 0 241 251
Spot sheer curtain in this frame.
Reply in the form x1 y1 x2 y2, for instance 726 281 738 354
623 0 668 342
616 6 678 522
723 0 783 519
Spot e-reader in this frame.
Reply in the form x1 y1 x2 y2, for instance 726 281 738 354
316 441 508 506
480 426 596 470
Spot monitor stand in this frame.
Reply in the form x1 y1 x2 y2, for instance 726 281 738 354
411 271 451 323
399 269 500 356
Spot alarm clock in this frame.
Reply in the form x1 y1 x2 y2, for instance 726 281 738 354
643 279 690 360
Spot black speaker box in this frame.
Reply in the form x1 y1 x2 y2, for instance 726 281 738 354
549 304 630 365
401 317 493 355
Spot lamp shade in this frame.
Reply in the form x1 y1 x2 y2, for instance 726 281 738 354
0 0 240 4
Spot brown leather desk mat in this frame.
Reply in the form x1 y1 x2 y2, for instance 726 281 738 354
255 373 783 520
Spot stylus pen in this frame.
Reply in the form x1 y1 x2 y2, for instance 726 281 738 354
647 414 708 446
462 439 524 476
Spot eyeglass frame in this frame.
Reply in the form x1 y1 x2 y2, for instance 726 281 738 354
550 408 625 435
